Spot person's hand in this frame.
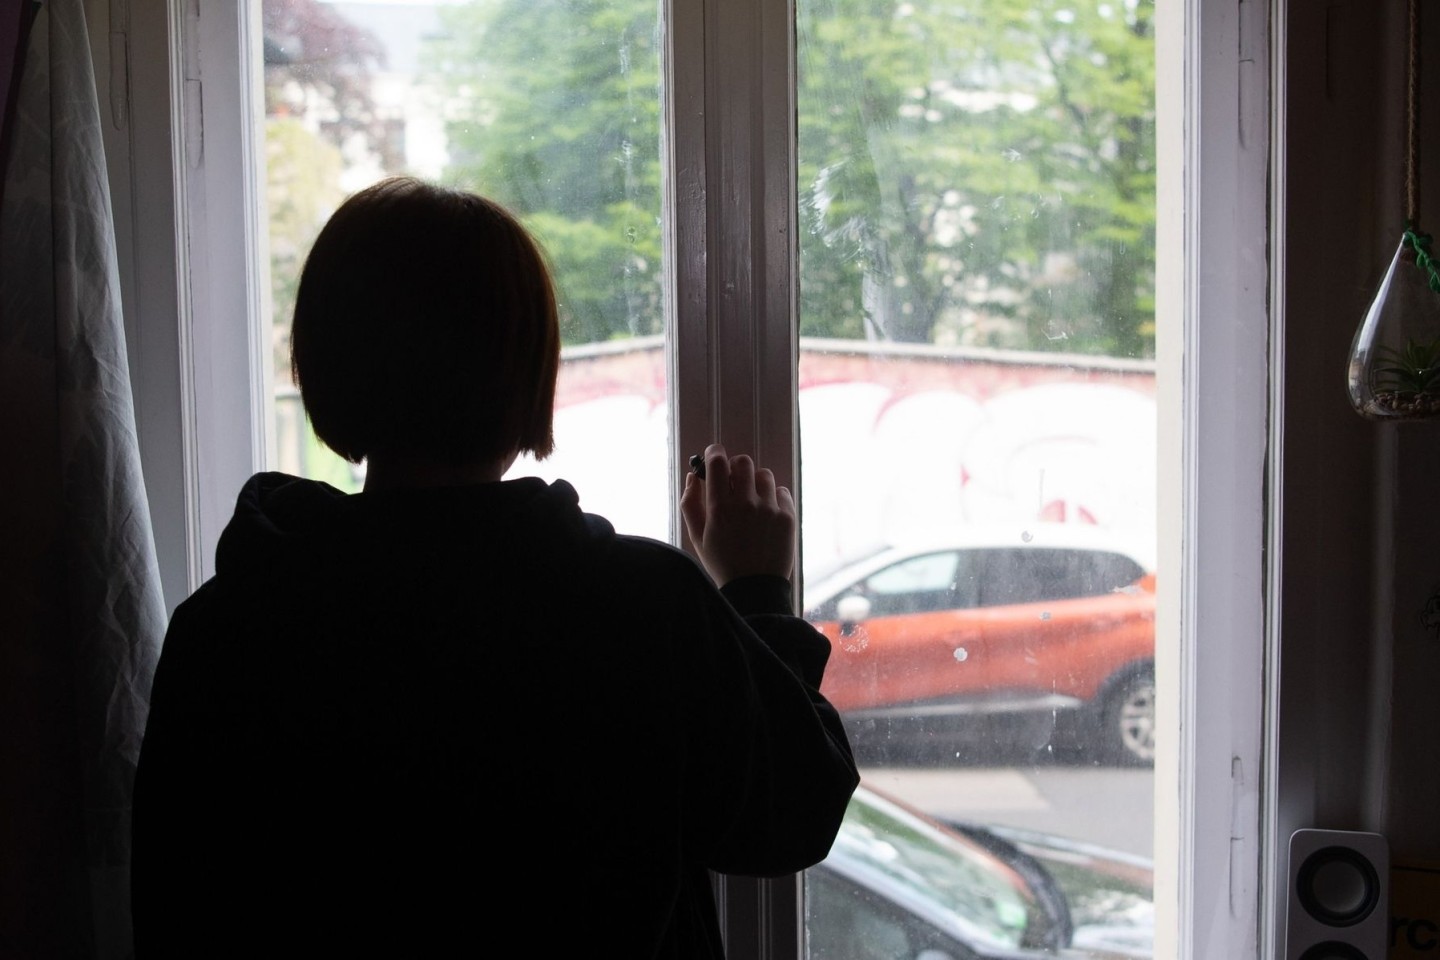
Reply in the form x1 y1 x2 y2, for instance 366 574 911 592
680 443 796 587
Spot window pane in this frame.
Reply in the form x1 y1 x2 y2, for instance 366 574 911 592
868 552 958 597
977 547 1145 606
259 0 668 540
796 0 1158 956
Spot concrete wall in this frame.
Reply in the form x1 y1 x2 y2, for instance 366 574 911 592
532 339 1158 578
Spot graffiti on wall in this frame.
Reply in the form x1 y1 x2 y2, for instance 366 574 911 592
514 343 1157 580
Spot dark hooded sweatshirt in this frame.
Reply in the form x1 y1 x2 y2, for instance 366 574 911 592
131 472 859 958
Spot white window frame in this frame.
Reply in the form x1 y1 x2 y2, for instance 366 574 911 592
110 0 1286 956
1156 0 1279 957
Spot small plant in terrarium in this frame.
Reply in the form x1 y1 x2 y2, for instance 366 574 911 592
1368 335 1440 416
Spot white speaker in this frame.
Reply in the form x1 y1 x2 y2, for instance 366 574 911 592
1284 828 1389 960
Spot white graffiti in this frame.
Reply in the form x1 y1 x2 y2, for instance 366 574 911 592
514 380 1157 577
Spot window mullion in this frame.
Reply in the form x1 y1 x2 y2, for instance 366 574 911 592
668 0 800 543
665 0 803 955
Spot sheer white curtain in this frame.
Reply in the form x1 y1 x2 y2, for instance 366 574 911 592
0 0 165 956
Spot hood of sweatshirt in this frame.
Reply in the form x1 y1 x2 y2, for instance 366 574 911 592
212 471 615 585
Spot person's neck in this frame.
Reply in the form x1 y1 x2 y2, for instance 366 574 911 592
362 453 515 492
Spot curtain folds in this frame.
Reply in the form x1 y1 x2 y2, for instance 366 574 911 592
1 0 166 957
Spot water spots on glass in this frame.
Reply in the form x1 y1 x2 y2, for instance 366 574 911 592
953 647 968 663
1020 530 1034 543
1003 148 1023 163
1039 611 1052 621
840 630 869 655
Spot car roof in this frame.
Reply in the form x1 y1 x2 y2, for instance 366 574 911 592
827 783 1155 959
804 523 1155 603
886 522 1149 557
820 782 1056 953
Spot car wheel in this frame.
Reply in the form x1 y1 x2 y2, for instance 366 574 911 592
1097 667 1156 766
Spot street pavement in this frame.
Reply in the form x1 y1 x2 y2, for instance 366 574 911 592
859 763 1155 859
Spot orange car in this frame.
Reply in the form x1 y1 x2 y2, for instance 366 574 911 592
804 526 1156 765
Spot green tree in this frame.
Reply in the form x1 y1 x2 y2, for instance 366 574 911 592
423 0 1155 357
425 0 664 345
797 0 1156 356
263 0 387 159
262 0 385 490
264 118 361 490
265 118 344 354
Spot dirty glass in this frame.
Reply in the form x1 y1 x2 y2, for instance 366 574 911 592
258 0 668 537
252 0 1159 953
797 1 1158 956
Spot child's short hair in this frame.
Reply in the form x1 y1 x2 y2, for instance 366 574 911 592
290 177 559 466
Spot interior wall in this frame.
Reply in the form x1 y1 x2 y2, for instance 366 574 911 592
1383 0 1440 862
1280 0 1440 865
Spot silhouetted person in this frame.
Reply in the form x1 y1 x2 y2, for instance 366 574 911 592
131 176 859 957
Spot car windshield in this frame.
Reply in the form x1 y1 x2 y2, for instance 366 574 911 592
825 786 1056 951
804 544 891 590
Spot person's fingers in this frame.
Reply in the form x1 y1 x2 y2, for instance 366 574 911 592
776 484 796 519
682 445 798 584
703 443 729 510
680 468 705 543
754 466 778 508
776 485 798 553
727 454 757 503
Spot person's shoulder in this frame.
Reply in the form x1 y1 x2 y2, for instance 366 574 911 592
165 574 225 630
602 527 704 571
580 517 715 589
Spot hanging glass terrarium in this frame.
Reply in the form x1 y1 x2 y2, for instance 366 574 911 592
1348 229 1440 419
1347 0 1440 421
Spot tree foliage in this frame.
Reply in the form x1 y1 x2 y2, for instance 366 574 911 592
426 0 664 345
264 118 345 375
797 0 1156 355
421 0 1155 357
263 0 387 157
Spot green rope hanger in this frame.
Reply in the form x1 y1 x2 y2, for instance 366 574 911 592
1404 227 1440 293
1403 0 1440 292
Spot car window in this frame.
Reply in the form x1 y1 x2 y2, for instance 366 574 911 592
1084 551 1149 593
861 552 964 617
976 548 1145 607
807 867 979 960
823 788 1050 951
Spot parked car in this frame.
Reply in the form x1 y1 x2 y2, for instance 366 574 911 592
804 525 1156 765
809 781 1154 959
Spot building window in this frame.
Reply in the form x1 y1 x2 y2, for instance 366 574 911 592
146 0 1273 956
